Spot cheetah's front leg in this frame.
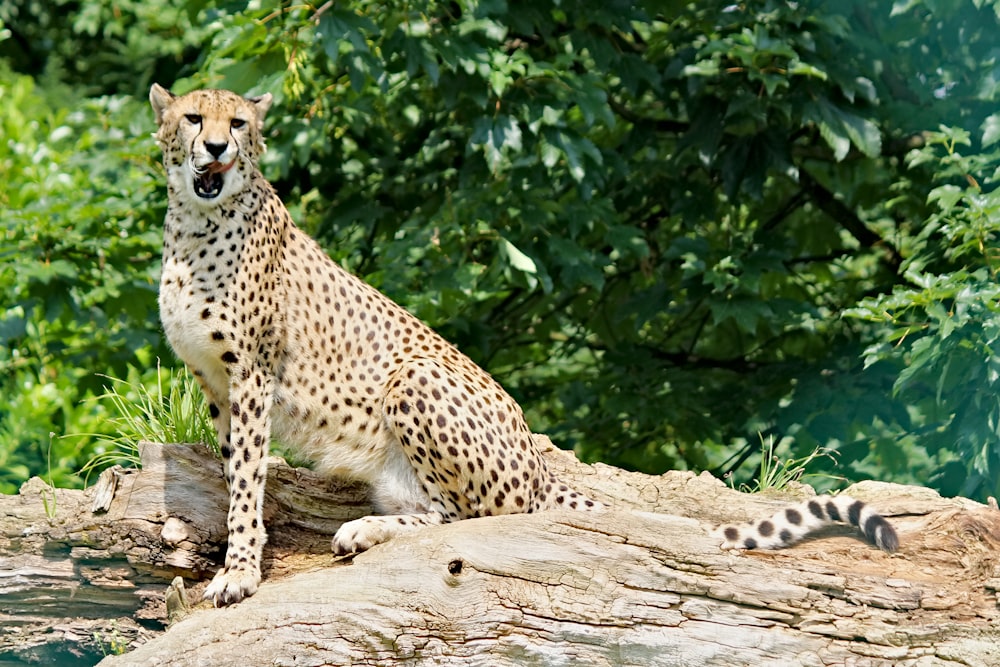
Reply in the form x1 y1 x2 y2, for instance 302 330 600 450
203 369 273 606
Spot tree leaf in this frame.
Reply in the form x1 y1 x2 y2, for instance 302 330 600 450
808 99 882 160
982 113 1000 148
499 238 538 275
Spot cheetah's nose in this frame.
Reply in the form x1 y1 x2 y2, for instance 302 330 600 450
205 142 228 159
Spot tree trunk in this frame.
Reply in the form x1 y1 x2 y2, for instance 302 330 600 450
2 438 1000 666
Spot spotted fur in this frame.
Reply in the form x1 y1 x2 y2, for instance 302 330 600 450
149 85 599 606
715 495 898 552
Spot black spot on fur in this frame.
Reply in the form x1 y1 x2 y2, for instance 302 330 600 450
864 514 899 552
847 500 864 527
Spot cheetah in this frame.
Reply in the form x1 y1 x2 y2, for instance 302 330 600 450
148 85 897 605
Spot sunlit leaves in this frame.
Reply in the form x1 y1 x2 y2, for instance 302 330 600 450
499 237 538 281
806 99 882 161
847 125 1000 497
982 113 1000 148
471 115 522 173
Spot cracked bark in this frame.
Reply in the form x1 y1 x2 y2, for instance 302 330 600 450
2 439 1000 666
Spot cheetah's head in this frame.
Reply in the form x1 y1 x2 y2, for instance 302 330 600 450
149 84 273 207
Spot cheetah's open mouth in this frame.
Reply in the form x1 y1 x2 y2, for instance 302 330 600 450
193 160 236 199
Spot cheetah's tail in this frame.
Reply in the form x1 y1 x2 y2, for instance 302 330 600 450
715 495 898 553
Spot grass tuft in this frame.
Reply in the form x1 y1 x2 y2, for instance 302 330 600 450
728 434 840 494
76 363 215 480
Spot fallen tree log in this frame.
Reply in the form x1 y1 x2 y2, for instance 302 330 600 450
2 438 1000 666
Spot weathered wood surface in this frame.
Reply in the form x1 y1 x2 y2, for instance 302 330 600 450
0 441 368 665
2 438 1000 666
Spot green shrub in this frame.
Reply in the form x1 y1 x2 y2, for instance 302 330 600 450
0 66 169 491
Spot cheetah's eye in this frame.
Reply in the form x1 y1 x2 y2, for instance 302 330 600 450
231 118 247 130
185 114 202 125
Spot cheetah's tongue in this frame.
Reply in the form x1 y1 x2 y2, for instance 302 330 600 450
206 159 236 175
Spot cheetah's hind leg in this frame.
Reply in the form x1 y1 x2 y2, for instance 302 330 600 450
332 357 538 555
331 402 448 556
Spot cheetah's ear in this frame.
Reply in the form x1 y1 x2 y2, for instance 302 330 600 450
149 84 176 126
246 93 273 128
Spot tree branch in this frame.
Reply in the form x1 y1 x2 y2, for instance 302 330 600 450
798 168 902 270
609 97 689 133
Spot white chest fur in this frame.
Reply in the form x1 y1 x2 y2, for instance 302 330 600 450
158 216 245 398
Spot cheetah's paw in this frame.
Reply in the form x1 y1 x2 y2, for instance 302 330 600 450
332 513 444 556
203 565 261 606
331 517 395 556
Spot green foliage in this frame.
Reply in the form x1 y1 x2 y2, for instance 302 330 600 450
0 65 169 492
2 0 1000 501
847 123 1000 498
94 622 130 657
172 0 1000 491
0 0 211 97
0 373 102 492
